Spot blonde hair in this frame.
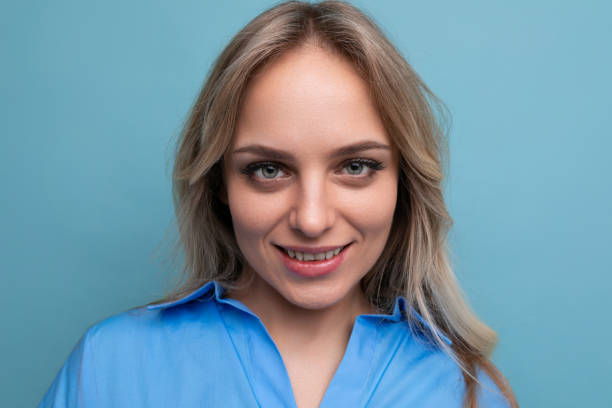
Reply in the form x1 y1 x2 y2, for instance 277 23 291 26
149 1 518 406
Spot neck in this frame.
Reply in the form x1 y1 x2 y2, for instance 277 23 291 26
226 272 373 354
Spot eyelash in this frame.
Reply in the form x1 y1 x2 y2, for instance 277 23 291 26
240 158 385 182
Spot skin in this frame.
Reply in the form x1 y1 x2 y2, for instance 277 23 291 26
221 44 399 408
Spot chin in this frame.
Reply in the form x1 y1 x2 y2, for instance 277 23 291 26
279 281 352 310
287 296 336 310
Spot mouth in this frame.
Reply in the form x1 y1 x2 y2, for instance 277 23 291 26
274 242 352 278
274 243 352 262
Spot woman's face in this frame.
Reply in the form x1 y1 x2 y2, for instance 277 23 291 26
223 45 399 310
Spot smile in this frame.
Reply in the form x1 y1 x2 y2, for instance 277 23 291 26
274 243 352 278
275 243 351 261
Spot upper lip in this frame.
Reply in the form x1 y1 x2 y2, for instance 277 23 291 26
275 243 351 253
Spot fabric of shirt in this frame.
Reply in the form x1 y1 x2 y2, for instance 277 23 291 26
39 280 510 407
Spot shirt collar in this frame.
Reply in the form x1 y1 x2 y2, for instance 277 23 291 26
147 280 452 345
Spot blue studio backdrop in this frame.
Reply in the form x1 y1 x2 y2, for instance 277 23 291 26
1 1 610 407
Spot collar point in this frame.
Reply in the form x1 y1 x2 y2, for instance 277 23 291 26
145 281 218 310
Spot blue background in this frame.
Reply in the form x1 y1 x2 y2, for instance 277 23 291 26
1 1 610 406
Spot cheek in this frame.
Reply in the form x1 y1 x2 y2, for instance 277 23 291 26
339 177 398 234
225 181 289 243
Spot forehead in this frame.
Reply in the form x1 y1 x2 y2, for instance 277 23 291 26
233 45 390 149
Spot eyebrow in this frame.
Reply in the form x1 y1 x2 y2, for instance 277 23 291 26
232 140 392 160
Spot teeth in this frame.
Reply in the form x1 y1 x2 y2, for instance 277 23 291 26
283 246 345 261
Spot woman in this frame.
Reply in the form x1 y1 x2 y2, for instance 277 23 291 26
39 1 518 407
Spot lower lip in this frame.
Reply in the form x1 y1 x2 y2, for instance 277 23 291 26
276 245 350 278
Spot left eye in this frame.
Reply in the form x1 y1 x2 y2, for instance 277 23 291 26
340 159 384 176
344 161 367 175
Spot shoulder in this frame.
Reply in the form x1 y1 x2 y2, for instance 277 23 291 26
370 326 512 407
84 296 223 354
475 366 513 408
38 297 228 407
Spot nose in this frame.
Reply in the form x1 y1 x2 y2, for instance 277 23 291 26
289 174 335 238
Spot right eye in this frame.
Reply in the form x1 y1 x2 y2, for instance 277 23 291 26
241 162 289 181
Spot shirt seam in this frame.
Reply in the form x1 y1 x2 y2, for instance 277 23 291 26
83 326 99 407
213 301 262 408
362 322 408 408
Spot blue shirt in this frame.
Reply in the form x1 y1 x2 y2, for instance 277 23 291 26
39 281 510 407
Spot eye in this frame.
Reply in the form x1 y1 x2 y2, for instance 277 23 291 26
241 162 288 181
240 158 385 183
340 158 385 177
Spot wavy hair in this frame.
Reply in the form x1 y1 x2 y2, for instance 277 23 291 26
147 1 518 406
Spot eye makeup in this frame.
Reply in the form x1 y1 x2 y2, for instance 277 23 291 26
340 158 384 175
239 158 385 183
